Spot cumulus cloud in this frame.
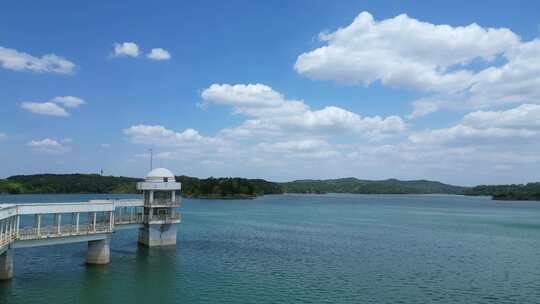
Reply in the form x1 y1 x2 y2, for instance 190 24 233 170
113 42 140 57
295 11 518 93
20 96 85 116
147 48 171 60
202 83 406 139
409 104 540 145
27 138 69 153
123 125 227 149
21 102 69 117
0 46 76 74
462 104 540 129
51 96 85 108
295 11 540 118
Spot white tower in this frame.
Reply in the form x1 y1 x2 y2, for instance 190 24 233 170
136 168 181 246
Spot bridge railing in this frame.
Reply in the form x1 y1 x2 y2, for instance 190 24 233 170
145 213 181 223
149 197 181 206
18 223 112 241
114 214 144 225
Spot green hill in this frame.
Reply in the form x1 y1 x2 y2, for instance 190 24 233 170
281 177 467 194
465 183 540 201
0 174 282 198
2 173 539 201
2 174 141 194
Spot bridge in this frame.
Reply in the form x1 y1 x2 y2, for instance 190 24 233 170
0 167 182 280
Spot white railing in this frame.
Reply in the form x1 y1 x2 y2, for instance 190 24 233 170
114 214 144 225
18 223 112 241
150 197 181 206
146 213 181 223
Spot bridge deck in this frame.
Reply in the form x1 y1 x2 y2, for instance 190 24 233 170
0 199 179 249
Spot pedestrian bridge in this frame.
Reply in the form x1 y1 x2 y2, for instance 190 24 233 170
0 198 181 279
0 167 183 280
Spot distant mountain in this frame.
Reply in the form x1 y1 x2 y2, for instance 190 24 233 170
281 177 467 195
2 173 539 201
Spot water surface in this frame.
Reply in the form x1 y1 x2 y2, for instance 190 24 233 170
1 194 539 303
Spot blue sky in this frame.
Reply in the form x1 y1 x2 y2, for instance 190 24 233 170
1 1 540 185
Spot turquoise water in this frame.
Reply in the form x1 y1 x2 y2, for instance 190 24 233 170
1 193 540 303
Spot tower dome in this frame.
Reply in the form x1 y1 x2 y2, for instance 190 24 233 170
145 168 175 182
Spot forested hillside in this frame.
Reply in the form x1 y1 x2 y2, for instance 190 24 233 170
281 178 467 194
466 183 540 201
2 173 539 201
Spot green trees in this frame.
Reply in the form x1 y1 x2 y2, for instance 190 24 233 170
466 183 540 201
1 174 140 194
281 178 467 195
175 176 282 198
2 173 539 201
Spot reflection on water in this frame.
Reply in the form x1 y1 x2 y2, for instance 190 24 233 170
1 193 540 303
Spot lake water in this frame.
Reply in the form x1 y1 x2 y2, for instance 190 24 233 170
1 193 540 303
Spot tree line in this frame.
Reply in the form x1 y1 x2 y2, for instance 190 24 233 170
1 173 539 201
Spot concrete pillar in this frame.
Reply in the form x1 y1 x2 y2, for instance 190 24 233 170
86 238 110 265
138 223 177 247
76 213 80 233
1 220 5 243
0 220 4 244
36 214 41 237
56 214 62 234
0 250 13 280
92 212 97 232
109 211 114 231
16 216 20 239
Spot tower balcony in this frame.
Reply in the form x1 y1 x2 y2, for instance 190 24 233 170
144 213 181 224
145 197 181 207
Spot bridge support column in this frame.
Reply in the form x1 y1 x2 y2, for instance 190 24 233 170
0 250 13 280
86 238 110 265
138 224 176 247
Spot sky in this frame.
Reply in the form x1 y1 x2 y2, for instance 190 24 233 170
1 0 540 185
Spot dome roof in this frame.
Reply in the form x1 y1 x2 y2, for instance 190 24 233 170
146 167 175 182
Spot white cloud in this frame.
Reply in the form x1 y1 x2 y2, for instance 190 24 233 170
123 125 227 148
295 11 518 93
462 104 540 129
20 96 85 116
468 39 540 106
51 96 85 108
409 104 540 145
294 11 540 118
113 42 140 57
202 83 405 139
0 133 6 141
409 125 537 145
21 102 69 117
27 138 69 153
0 46 76 74
100 143 111 148
147 48 171 60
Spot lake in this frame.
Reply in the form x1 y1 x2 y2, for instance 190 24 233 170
1 193 540 303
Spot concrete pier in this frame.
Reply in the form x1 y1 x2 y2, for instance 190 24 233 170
138 224 177 247
86 238 110 265
0 250 13 280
